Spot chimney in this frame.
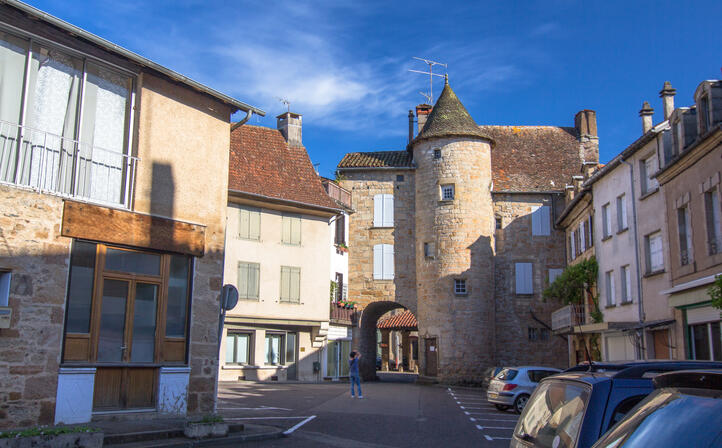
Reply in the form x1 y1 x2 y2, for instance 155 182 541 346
659 81 676 120
639 101 654 134
408 110 414 143
582 162 597 180
565 185 575 202
416 104 433 135
277 112 302 147
574 110 597 138
572 175 584 193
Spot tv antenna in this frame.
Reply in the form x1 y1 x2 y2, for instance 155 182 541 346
278 97 291 112
409 57 447 104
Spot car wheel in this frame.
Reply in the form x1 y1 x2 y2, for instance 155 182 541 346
513 394 530 414
494 404 509 411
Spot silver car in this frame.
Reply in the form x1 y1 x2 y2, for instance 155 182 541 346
487 366 561 413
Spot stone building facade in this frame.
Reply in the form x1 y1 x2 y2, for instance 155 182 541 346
338 80 598 381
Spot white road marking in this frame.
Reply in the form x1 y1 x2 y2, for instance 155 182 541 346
469 418 476 422
217 406 292 411
477 425 516 430
484 435 494 441
464 411 470 415
223 416 309 420
476 425 483 430
283 415 317 435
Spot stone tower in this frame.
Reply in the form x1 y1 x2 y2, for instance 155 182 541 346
410 80 496 381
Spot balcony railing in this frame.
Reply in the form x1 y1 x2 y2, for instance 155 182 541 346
0 120 138 208
330 283 348 303
551 304 586 332
321 178 352 209
330 302 356 324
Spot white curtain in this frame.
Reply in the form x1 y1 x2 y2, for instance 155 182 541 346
0 32 28 182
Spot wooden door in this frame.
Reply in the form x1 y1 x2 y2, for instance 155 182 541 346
653 329 670 359
94 367 157 410
425 338 438 377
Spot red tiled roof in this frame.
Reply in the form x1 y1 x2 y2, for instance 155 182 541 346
337 151 412 168
229 125 340 210
481 126 582 192
377 310 417 330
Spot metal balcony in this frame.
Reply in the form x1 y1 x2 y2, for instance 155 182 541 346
0 120 138 208
551 304 586 332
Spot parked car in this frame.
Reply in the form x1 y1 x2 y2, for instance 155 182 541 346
483 366 504 389
487 366 562 413
510 361 722 448
591 369 722 448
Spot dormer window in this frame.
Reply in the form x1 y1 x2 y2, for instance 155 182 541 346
699 95 710 134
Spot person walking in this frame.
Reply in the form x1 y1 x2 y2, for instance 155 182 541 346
349 351 363 398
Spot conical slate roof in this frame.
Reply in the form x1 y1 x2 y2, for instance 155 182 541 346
412 80 492 145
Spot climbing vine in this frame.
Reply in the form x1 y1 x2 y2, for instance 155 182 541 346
543 256 603 323
709 274 722 315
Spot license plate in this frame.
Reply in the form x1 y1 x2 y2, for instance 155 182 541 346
488 392 498 399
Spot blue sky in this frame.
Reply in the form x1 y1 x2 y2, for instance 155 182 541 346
30 0 722 179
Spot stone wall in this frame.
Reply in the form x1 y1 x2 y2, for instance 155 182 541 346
0 186 69 428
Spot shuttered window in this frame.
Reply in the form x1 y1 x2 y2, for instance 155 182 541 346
548 268 563 285
334 214 346 245
280 266 301 303
281 215 302 245
645 231 664 273
621 265 632 303
579 221 587 253
238 262 260 300
373 244 394 280
570 230 576 259
515 263 533 295
238 206 261 240
373 194 394 227
602 203 611 238
617 194 628 231
531 205 551 236
606 270 616 306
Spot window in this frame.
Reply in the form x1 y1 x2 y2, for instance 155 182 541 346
396 174 404 182
281 215 301 245
238 206 261 240
569 230 576 259
440 184 455 201
548 268 563 285
527 329 550 343
579 221 587 253
617 194 628 231
645 231 664 273
602 203 611 238
620 265 632 303
528 327 539 342
495 216 502 230
433 148 441 159
704 189 721 255
226 333 250 364
605 270 616 306
677 206 692 265
334 214 346 245
423 242 435 259
531 206 551 236
0 31 134 206
0 271 10 307
689 322 722 361
588 215 594 246
640 156 659 194
373 194 394 227
373 244 394 280
265 333 284 365
280 266 301 303
238 262 260 300
515 263 533 295
454 279 467 295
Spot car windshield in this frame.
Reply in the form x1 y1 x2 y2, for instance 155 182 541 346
592 388 722 448
513 380 591 448
497 368 518 381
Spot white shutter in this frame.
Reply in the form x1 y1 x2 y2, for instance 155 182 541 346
649 233 663 271
373 195 383 227
291 217 301 245
570 230 576 258
249 264 259 299
516 263 532 294
624 266 631 301
280 267 290 301
580 221 586 252
249 210 260 240
282 217 291 243
621 196 628 228
238 263 248 298
525 263 533 293
239 208 250 239
531 206 541 235
540 206 550 235
373 245 383 279
383 194 394 227
225 336 235 363
383 244 395 279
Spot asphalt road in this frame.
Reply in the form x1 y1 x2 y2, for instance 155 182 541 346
215 381 519 447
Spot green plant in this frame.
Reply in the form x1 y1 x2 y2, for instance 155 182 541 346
0 426 98 439
709 274 722 315
543 256 603 323
330 280 338 301
190 415 224 424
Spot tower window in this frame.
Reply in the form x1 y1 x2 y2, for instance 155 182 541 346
454 279 467 295
396 174 404 182
433 149 441 159
423 242 435 258
440 184 455 201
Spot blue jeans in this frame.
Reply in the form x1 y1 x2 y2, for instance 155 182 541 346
350 374 362 396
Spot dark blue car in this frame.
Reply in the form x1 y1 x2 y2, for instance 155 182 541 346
510 361 722 448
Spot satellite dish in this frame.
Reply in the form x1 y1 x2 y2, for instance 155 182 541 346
220 284 239 311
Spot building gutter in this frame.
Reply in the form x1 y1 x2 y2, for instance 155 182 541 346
2 0 265 116
337 166 415 171
228 189 343 215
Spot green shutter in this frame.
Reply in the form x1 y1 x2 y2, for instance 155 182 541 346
249 210 260 240
239 208 250 239
238 262 249 298
291 217 301 245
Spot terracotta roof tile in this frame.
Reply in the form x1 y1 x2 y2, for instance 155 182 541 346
229 125 339 210
337 151 412 169
377 310 417 330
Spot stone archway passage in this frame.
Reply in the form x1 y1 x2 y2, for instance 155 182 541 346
358 301 417 380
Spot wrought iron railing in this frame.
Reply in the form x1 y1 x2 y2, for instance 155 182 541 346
0 120 138 208
551 304 586 331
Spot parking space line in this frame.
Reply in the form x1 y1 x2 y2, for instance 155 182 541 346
283 415 317 436
484 435 512 441
477 425 515 430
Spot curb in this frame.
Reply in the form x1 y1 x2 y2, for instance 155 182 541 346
104 425 285 447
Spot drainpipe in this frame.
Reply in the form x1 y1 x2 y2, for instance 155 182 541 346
231 109 254 131
620 159 645 359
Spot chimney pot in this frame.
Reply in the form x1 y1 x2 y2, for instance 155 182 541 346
575 110 598 138
415 104 433 135
408 110 414 144
639 101 654 134
276 112 302 147
659 81 676 120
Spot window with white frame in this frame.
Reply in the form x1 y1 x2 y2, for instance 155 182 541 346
265 333 285 365
373 244 394 280
645 231 664 273
238 262 260 300
373 194 394 227
515 263 533 295
677 206 692 265
617 194 628 231
620 265 632 303
454 279 467 295
238 206 261 240
689 321 721 361
281 215 301 245
602 203 611 238
640 156 659 194
0 271 10 307
531 205 551 236
548 268 564 285
579 220 587 253
440 184 455 201
704 189 721 255
279 266 301 303
605 270 615 306
226 333 251 364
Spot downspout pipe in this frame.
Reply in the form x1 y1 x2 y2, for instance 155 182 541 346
620 159 646 359
231 109 254 131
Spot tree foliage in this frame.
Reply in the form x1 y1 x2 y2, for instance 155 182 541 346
709 274 722 314
543 256 603 323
